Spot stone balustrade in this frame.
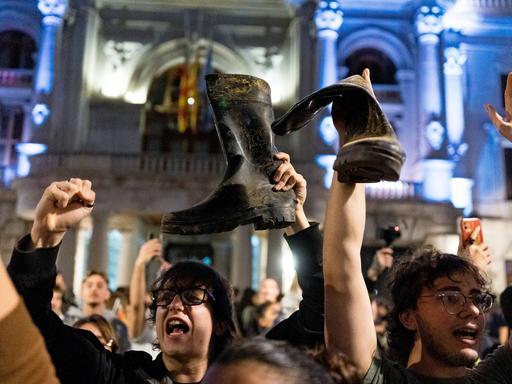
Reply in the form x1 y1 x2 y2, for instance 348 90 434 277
0 69 33 88
29 152 226 178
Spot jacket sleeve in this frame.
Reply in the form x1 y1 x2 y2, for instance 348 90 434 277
7 234 127 384
266 223 324 347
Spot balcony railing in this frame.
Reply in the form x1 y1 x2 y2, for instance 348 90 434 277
0 68 33 88
29 152 226 178
365 181 419 200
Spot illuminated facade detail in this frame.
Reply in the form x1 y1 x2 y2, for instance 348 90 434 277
444 46 467 161
35 0 67 94
315 0 343 88
415 6 445 152
31 103 50 125
422 159 454 202
425 120 445 151
315 154 336 189
450 177 473 215
319 116 338 146
101 41 143 98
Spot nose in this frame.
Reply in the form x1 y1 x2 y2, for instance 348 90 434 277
168 293 184 311
459 298 481 318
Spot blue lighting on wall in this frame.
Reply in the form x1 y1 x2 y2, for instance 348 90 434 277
32 103 51 125
315 154 336 189
15 143 48 177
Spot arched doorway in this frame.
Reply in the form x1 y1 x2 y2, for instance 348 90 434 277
0 30 36 69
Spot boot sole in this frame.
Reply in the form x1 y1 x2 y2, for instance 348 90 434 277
334 138 405 183
161 205 296 235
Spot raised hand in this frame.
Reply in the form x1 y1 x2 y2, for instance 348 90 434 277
31 178 95 248
485 72 512 142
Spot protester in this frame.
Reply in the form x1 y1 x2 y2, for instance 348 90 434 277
74 314 119 353
202 339 336 384
7 152 324 383
322 69 512 383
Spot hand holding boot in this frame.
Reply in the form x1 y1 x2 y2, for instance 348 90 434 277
30 178 95 249
485 72 512 142
271 152 309 234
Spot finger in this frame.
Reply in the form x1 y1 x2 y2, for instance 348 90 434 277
273 152 290 163
274 170 293 190
273 163 293 183
68 178 84 190
76 179 95 208
47 181 80 208
485 104 505 128
282 174 297 191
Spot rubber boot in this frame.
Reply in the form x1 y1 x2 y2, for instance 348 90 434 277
161 74 296 235
272 74 406 183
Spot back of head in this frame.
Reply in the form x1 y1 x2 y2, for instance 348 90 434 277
500 285 512 327
204 339 334 384
149 260 238 360
387 245 488 364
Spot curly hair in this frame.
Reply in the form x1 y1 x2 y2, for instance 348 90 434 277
148 260 239 361
387 245 489 365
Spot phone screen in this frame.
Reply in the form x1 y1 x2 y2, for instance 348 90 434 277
460 218 483 247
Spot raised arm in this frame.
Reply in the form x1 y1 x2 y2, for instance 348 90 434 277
323 179 375 375
128 238 162 338
485 72 512 142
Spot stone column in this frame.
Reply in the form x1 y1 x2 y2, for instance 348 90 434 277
314 0 343 152
415 5 454 201
415 5 444 159
33 0 68 125
444 46 467 160
87 211 110 272
230 226 253 290
116 230 138 287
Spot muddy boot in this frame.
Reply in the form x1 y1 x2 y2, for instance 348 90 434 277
272 74 405 183
161 74 296 235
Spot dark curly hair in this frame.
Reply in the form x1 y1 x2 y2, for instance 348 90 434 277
387 245 489 365
148 260 238 361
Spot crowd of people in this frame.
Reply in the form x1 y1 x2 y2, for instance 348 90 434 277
1 69 512 383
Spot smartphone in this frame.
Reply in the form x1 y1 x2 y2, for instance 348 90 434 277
460 218 483 247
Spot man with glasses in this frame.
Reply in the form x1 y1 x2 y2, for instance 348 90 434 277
322 69 512 383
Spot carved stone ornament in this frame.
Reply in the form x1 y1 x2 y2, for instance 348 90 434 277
426 120 445 150
415 5 443 36
38 0 68 18
315 0 343 34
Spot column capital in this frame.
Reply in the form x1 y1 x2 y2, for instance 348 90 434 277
315 0 343 39
444 46 466 76
38 0 68 24
415 5 444 38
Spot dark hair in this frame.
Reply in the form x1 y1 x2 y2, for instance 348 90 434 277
210 339 334 384
500 285 512 328
82 270 109 286
149 260 238 361
73 314 119 353
307 345 361 384
387 245 489 364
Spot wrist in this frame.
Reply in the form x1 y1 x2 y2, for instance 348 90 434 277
286 206 309 235
30 224 64 249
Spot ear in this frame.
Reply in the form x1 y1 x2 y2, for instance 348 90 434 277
399 309 418 331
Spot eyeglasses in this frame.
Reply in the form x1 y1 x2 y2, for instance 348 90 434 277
420 290 495 315
151 287 215 307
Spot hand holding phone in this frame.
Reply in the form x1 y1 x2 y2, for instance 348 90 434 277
460 218 483 248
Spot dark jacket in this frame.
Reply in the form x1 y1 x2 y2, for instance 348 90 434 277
8 225 324 383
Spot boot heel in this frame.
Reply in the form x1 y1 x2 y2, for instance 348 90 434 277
334 138 405 183
252 206 296 231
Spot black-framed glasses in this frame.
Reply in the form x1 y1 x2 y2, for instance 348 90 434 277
420 290 495 315
151 287 215 307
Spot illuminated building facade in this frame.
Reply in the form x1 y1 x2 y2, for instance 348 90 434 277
1 0 512 293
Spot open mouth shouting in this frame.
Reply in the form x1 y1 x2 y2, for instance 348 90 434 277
452 326 479 346
166 318 191 336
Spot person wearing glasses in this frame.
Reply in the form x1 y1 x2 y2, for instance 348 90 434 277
7 151 323 383
322 69 512 383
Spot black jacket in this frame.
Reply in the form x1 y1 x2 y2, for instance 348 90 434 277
8 225 324 383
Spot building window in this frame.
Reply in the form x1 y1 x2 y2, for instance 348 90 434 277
0 30 36 69
344 48 397 84
143 64 220 154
